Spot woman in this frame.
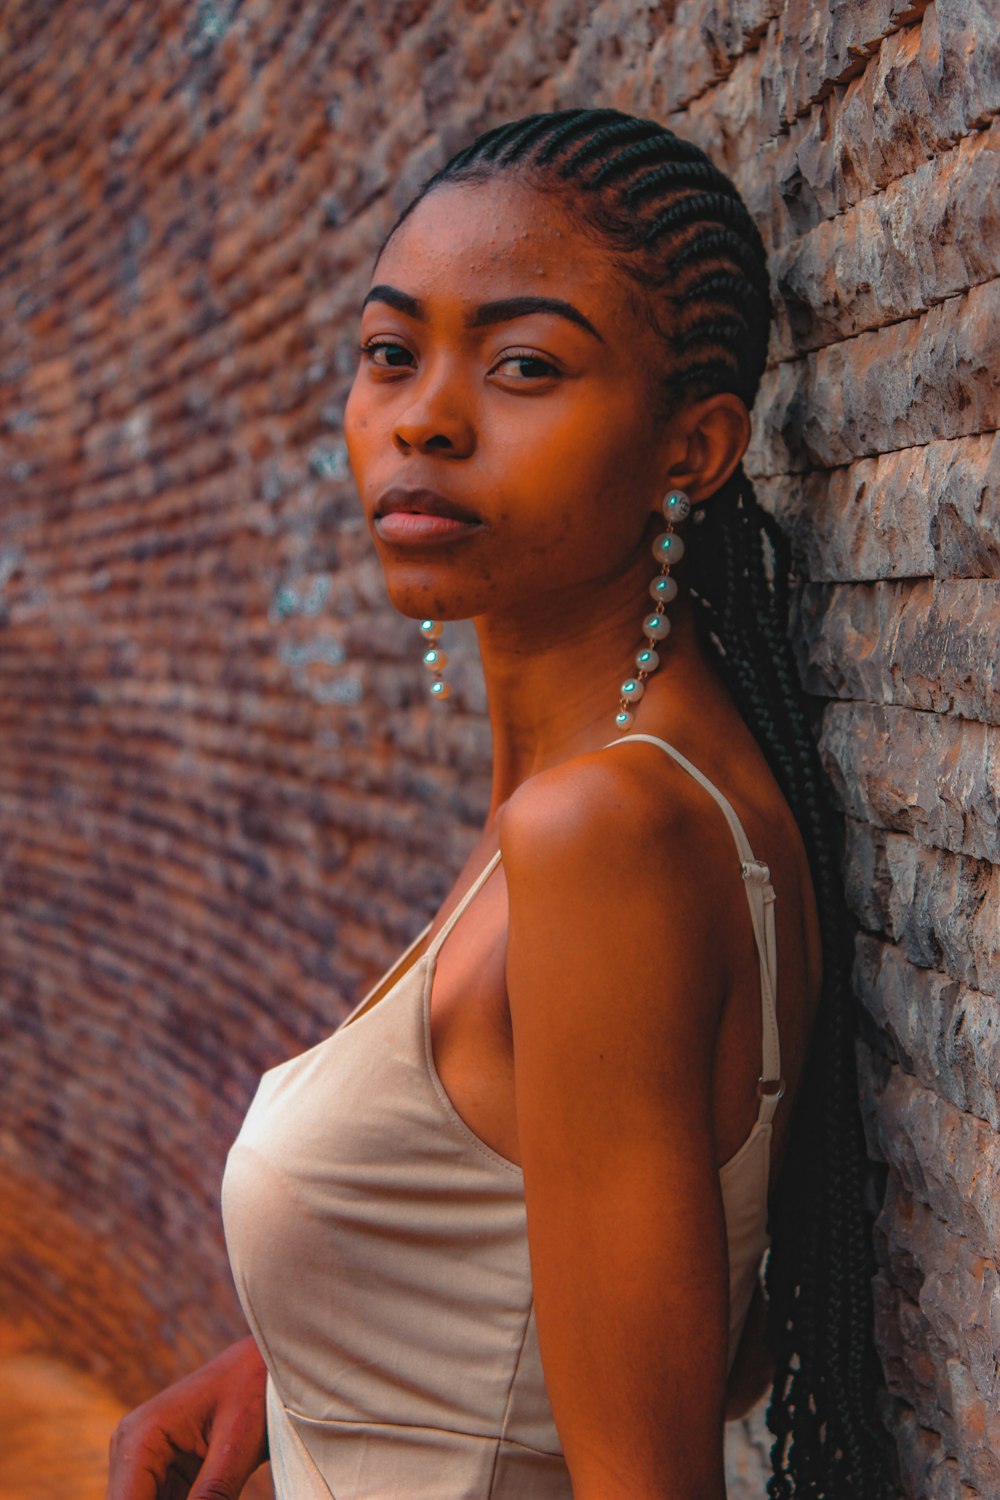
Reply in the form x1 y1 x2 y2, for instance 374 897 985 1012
107 109 889 1499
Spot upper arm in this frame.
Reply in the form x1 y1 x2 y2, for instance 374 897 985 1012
500 760 738 1500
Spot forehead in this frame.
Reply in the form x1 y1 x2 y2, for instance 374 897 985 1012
372 177 635 318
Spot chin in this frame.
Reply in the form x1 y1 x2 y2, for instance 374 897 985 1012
383 585 466 622
381 571 483 623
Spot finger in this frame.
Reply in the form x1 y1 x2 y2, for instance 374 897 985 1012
189 1479 242 1500
188 1424 264 1500
189 1462 256 1500
104 1428 169 1500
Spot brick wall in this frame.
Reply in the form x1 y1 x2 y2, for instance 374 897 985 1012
1 1 996 1492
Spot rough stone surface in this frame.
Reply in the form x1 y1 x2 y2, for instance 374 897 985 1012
650 0 925 121
673 0 999 250
879 1180 1000 1414
845 823 1000 997
796 580 1000 724
869 1176 1000 1494
859 1046 1000 1267
747 276 1000 474
855 935 1000 1128
873 1274 1000 1497
757 432 1000 583
1 1 998 1495
821 704 1000 861
895 1406 981 1500
768 120 1000 357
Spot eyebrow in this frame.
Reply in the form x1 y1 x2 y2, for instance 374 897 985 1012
360 284 605 343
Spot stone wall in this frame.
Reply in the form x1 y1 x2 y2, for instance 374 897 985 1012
1 1 996 1492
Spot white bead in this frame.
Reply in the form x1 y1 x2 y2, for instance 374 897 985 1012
422 648 447 670
643 612 671 641
620 678 645 703
635 647 660 672
429 678 451 699
649 574 678 604
419 619 443 639
662 490 691 523
615 709 634 730
652 531 685 564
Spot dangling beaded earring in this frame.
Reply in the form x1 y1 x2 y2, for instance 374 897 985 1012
614 488 691 732
419 619 450 700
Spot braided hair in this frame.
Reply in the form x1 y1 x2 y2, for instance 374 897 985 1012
379 109 889 1497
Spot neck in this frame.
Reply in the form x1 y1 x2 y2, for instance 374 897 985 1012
474 543 713 819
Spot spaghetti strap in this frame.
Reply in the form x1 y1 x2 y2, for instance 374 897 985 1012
424 847 504 959
339 848 503 1032
604 732 784 1125
339 914 435 1028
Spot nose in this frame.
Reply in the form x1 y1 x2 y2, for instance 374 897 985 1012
392 371 476 458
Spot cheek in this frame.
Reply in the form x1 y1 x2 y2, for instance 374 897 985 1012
342 384 371 469
528 383 650 482
501 405 651 545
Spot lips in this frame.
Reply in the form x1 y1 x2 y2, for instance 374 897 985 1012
374 486 482 524
372 485 484 548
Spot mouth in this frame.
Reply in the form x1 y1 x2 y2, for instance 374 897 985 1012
374 486 482 523
373 486 484 546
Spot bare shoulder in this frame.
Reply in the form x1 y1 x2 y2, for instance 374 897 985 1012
499 737 737 868
497 741 754 1054
498 735 772 922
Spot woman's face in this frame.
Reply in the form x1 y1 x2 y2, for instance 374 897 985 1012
343 176 675 623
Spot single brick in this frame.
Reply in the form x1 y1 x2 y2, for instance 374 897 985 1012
796 579 1000 724
756 432 1000 582
855 933 1000 1129
860 830 988 1001
820 703 1000 861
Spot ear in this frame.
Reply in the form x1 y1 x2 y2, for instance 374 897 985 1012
652 394 751 511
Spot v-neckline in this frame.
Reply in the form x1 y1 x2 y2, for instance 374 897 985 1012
338 919 434 1032
339 848 504 1033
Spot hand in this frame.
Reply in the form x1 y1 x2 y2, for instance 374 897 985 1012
106 1336 269 1500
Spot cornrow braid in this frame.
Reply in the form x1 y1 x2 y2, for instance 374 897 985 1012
558 116 666 173
534 110 618 165
381 109 891 1498
624 157 737 205
679 268 751 304
492 112 565 163
590 132 715 186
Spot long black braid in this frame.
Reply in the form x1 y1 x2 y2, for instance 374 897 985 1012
380 109 889 1497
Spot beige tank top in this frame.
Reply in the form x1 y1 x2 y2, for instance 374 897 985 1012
221 733 783 1500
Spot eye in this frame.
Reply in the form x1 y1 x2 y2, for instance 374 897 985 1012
358 338 414 369
491 349 561 381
